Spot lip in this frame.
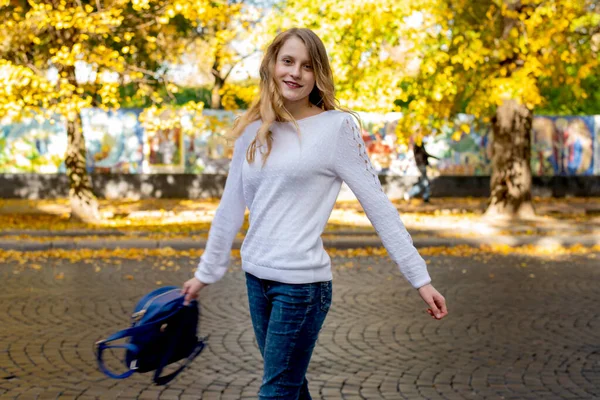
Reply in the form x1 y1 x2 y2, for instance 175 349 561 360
283 80 302 89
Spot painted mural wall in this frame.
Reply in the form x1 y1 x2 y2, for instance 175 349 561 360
0 109 237 175
1 109 598 176
359 113 599 177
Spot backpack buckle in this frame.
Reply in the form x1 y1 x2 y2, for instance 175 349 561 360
132 310 146 321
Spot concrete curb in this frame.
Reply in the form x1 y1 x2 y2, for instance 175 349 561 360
0 229 384 237
0 235 598 251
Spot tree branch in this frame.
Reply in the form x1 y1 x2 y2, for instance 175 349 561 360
26 63 45 77
126 65 161 79
223 50 257 81
162 78 177 102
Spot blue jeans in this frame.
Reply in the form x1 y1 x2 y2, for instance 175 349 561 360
245 272 332 400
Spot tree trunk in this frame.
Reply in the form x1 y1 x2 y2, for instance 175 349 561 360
211 74 224 109
211 52 225 109
484 99 535 220
63 67 100 222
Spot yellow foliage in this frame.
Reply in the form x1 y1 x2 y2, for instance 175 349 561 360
263 0 412 112
139 102 207 137
220 83 259 111
265 0 598 138
0 0 218 122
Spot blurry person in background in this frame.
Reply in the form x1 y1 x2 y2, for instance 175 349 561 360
404 139 439 203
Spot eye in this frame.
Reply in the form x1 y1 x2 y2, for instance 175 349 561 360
303 64 313 70
282 59 292 64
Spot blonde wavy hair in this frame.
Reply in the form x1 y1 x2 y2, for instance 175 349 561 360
228 27 360 165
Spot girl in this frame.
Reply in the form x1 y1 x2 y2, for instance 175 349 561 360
182 27 448 400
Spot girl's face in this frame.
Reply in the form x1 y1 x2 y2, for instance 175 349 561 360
274 36 316 107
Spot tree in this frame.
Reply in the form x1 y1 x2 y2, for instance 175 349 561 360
395 0 600 219
538 73 600 115
178 0 267 109
267 0 600 219
263 0 412 112
0 0 212 221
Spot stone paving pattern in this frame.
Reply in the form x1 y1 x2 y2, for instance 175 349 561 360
0 253 599 399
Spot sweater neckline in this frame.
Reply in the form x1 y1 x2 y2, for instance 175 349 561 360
286 110 333 123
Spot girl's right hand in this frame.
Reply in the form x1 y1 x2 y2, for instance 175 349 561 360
181 277 208 306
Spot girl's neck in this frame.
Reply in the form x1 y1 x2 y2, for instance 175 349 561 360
284 100 320 120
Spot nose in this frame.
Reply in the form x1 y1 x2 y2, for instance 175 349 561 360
290 65 302 79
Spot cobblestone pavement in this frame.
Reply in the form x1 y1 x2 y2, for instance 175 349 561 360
1 252 599 399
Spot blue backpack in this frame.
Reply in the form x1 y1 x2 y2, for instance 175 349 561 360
95 286 206 385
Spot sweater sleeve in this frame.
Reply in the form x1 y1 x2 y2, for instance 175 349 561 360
195 136 247 284
333 115 432 289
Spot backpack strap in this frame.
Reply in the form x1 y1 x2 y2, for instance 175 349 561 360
152 311 207 385
153 339 206 385
96 328 144 379
95 322 159 379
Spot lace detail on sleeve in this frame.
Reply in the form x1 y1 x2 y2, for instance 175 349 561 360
342 117 384 193
333 114 431 289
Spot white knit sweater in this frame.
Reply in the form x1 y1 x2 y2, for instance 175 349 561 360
195 110 431 289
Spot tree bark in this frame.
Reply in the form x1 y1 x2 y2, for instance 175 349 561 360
211 74 224 109
63 67 100 222
485 99 536 220
210 50 225 110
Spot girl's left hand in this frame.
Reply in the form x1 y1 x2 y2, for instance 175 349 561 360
417 283 448 320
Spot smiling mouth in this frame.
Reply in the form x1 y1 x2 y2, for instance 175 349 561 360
284 81 302 88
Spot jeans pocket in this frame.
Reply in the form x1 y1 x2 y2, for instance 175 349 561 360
320 281 332 312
